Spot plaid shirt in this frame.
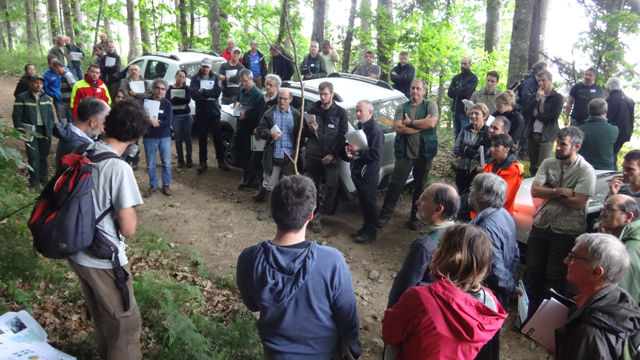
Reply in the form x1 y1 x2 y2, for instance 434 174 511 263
273 106 295 159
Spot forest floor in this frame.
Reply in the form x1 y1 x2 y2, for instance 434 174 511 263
1 74 547 359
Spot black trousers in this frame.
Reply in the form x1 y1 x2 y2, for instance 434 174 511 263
352 173 379 233
230 130 252 173
381 157 433 221
614 139 626 170
455 168 477 195
250 151 264 185
522 226 577 319
25 125 51 186
196 113 225 164
305 156 340 214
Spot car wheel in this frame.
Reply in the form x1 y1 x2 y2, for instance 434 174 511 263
220 127 236 166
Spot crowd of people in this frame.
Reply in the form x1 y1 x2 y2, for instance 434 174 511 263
10 32 640 360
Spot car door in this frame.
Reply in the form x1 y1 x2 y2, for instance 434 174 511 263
144 59 170 85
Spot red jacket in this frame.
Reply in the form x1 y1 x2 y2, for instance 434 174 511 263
70 74 111 117
484 154 524 214
382 279 507 360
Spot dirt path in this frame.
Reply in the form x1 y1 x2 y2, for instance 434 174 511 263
2 75 547 359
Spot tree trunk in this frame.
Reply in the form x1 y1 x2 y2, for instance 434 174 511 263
93 0 103 46
0 0 6 50
528 0 541 68
209 0 221 53
25 0 36 47
375 0 393 81
47 0 59 43
178 0 188 50
359 0 371 51
60 0 73 41
484 0 500 53
139 0 151 53
276 0 289 47
342 0 357 72
0 0 12 50
105 18 112 36
437 71 446 124
189 0 195 47
507 0 535 87
311 0 325 42
72 0 83 47
127 0 140 60
538 0 550 58
58 0 65 34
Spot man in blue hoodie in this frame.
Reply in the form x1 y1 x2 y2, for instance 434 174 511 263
53 97 109 168
236 175 362 360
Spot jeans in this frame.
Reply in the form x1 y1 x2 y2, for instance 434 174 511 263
53 98 68 123
25 125 51 186
72 63 83 80
352 173 379 234
381 156 433 221
305 155 340 215
528 132 555 177
173 114 193 162
196 114 225 164
453 113 470 138
143 137 171 187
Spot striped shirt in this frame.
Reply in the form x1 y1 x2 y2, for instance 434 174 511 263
273 106 295 159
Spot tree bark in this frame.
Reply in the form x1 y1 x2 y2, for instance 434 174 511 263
189 0 194 47
507 0 535 86
25 0 36 47
0 0 6 50
375 0 393 81
127 0 140 60
178 0 188 50
311 0 325 42
209 0 221 53
139 1 151 53
484 0 500 53
341 0 358 72
0 0 12 50
528 0 541 68
71 0 83 47
93 0 103 46
359 0 371 52
276 0 289 47
47 0 59 43
60 0 73 41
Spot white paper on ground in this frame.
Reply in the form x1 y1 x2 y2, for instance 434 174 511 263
251 136 265 151
200 80 214 90
105 57 116 67
462 99 474 110
345 129 369 150
144 99 161 120
270 124 281 134
129 81 146 94
521 297 569 352
70 52 83 61
171 89 185 98
0 310 76 359
517 280 529 325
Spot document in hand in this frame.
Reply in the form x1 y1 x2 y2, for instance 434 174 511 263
251 136 265 151
517 280 529 325
129 81 146 94
0 310 76 359
171 89 185 98
105 57 116 67
462 99 474 110
226 70 239 87
303 113 319 138
521 290 574 353
18 124 36 142
200 80 214 90
345 130 369 150
233 106 250 117
70 52 83 61
144 99 161 120
270 124 281 134
480 145 485 166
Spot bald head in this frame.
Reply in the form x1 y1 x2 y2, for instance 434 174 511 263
417 183 460 225
461 57 472 71
600 194 640 237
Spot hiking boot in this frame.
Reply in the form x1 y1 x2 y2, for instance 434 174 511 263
162 185 172 196
355 231 376 244
218 160 230 171
410 219 421 231
177 160 185 169
351 227 366 238
377 214 391 228
251 187 266 201
257 191 272 221
186 159 193 168
197 162 208 174
131 162 139 171
144 186 160 198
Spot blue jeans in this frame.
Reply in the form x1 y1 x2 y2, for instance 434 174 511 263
452 113 470 138
143 137 171 187
72 63 83 80
173 114 193 162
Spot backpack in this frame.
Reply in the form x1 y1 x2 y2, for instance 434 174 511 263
509 72 535 103
28 142 132 311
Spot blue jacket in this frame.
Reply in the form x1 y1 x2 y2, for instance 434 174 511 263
53 122 93 169
44 67 72 101
141 97 173 139
471 207 520 303
236 240 362 360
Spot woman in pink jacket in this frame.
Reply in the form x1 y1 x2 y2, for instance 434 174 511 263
382 224 508 359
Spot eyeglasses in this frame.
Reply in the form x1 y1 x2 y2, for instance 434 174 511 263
566 251 589 261
600 205 626 214
154 87 166 91
495 103 505 108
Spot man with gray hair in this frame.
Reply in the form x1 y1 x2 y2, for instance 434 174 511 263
599 194 640 301
390 51 415 99
554 233 640 360
578 98 618 170
346 99 384 244
605 77 636 168
469 173 519 307
48 34 71 68
232 68 263 189
523 126 596 319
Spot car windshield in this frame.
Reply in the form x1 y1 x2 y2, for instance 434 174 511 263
346 97 405 134
180 61 223 78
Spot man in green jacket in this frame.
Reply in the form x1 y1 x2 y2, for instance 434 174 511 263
47 34 71 68
578 98 619 170
12 75 55 187
599 194 640 302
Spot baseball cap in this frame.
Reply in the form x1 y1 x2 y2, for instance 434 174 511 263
232 47 242 54
201 57 212 67
30 75 44 82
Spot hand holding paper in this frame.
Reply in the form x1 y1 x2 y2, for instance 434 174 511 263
345 130 369 150
105 57 116 67
129 81 146 94
144 99 161 120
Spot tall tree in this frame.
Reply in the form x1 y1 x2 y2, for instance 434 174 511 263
484 0 501 53
60 0 73 41
47 0 60 42
507 0 535 86
360 0 371 51
311 0 325 41
341 0 358 72
209 0 221 53
527 0 550 68
0 0 13 50
375 0 393 81
189 0 194 47
177 0 188 50
276 0 289 47
127 0 139 60
72 0 83 46
139 0 151 53
25 0 37 47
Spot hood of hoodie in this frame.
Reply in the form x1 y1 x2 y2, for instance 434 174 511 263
253 240 317 307
429 279 507 343
621 220 640 244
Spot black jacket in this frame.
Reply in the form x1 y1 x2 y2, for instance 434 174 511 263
98 51 121 85
516 73 539 107
454 123 489 171
189 70 223 118
14 75 31 99
302 101 349 159
606 89 636 143
447 71 478 114
53 122 93 169
272 47 295 81
491 104 525 144
390 63 415 99
246 94 278 132
555 284 640 360
242 50 268 78
351 118 384 177
522 89 564 142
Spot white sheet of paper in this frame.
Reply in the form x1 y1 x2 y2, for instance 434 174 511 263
200 80 214 90
18 124 35 142
226 70 239 87
480 145 485 166
251 136 266 151
70 52 83 61
462 99 474 110
304 113 316 124
129 81 146 94
517 280 529 325
345 129 369 150
486 115 495 126
521 298 569 352
233 106 251 117
0 310 76 359
270 124 281 134
144 99 161 120
105 57 116 67
171 89 185 98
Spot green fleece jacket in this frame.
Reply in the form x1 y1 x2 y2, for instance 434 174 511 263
619 220 640 302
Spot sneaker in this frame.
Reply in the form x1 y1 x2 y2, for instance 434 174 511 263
144 186 160 198
162 185 172 196
354 232 376 244
410 219 421 231
131 162 139 171
186 159 193 168
350 227 366 238
197 162 208 174
177 160 185 169
218 160 230 171
377 215 391 228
